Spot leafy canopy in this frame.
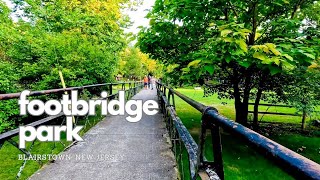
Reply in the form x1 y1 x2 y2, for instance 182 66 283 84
138 0 320 124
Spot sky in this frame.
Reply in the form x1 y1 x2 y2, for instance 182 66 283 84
3 0 28 21
2 0 12 8
125 0 155 34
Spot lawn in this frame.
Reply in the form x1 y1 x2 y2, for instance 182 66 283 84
173 88 320 180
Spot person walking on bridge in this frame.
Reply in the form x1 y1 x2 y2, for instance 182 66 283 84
143 75 148 89
150 76 155 90
148 75 152 89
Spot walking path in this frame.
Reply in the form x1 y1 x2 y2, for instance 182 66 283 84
30 89 177 180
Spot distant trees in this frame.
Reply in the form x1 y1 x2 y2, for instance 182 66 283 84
138 0 320 126
282 67 320 129
118 47 163 80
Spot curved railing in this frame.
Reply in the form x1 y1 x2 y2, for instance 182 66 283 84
156 82 320 180
0 81 143 179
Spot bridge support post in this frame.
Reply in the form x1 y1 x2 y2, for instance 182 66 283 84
133 82 137 95
109 84 112 96
197 108 224 180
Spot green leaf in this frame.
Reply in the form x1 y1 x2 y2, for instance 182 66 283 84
240 29 251 33
233 50 245 56
282 0 289 4
271 48 281 56
236 39 247 53
187 60 201 67
266 43 281 56
271 57 280 65
204 65 214 75
166 64 180 73
239 61 251 68
282 54 293 61
221 29 232 37
278 44 292 50
270 67 281 75
303 53 315 60
182 67 190 73
282 61 296 70
253 52 267 61
226 56 232 63
223 37 234 42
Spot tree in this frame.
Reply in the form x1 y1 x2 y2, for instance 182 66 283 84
282 66 320 129
118 47 161 79
0 0 131 132
7 0 129 89
138 0 320 126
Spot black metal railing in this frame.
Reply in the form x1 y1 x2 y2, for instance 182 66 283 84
156 82 320 180
0 81 143 179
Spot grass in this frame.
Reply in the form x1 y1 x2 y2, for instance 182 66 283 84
173 88 320 180
0 111 105 180
177 88 319 124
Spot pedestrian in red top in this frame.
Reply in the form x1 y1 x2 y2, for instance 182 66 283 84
143 75 148 89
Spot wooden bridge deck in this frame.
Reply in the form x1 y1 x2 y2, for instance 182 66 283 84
30 89 177 180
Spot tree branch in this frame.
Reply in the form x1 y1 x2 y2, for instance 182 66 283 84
227 1 239 18
291 0 305 19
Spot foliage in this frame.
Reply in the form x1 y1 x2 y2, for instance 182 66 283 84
118 47 162 79
0 0 130 132
138 0 320 125
284 68 320 116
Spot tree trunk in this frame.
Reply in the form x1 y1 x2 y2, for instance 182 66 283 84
253 88 263 129
233 73 246 124
233 68 251 126
242 92 250 126
235 97 244 124
235 99 249 125
234 90 250 125
301 110 307 130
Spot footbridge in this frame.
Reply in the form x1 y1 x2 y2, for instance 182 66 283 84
0 81 319 180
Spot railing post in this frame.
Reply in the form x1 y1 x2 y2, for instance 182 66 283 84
198 120 207 165
197 107 224 180
172 92 175 109
109 84 112 95
134 82 137 95
211 124 224 179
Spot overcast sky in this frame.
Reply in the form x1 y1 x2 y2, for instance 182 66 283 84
125 0 155 34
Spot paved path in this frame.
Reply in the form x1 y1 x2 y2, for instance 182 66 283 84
30 89 177 180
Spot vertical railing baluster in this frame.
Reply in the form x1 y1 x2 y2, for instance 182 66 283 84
109 84 112 96
211 124 224 180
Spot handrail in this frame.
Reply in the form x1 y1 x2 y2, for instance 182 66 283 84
0 81 141 100
0 113 65 141
0 81 144 179
0 81 143 139
156 82 320 180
